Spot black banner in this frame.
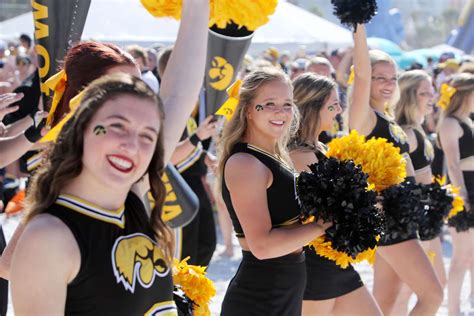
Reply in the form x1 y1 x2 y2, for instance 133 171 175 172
204 23 253 117
31 0 90 97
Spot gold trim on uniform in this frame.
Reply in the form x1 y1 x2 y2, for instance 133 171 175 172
56 194 125 228
144 301 178 316
176 143 203 173
246 144 294 172
273 215 301 228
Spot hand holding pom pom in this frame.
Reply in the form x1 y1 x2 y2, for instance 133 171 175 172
331 0 378 31
296 157 384 268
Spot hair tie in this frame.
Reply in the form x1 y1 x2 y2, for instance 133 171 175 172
44 69 68 126
437 83 457 111
215 80 242 121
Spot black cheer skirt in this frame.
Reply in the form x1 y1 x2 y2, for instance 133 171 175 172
303 247 363 300
448 171 474 231
221 250 306 316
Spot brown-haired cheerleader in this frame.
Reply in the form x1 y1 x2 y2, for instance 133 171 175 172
8 0 210 313
218 68 329 315
349 24 443 315
437 73 474 316
289 73 382 316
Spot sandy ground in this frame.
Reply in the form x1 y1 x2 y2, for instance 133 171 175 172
2 215 474 316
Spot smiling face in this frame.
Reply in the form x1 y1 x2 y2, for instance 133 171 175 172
246 80 294 141
81 94 160 191
415 79 434 117
319 88 342 132
370 62 398 105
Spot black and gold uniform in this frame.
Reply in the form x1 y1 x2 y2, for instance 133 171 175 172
444 117 474 219
303 148 363 300
409 128 434 171
365 111 417 246
45 192 177 316
221 143 305 316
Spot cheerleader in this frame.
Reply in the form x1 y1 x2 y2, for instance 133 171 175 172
349 24 442 315
289 73 382 316
437 73 474 316
11 0 209 315
393 70 445 314
218 68 329 315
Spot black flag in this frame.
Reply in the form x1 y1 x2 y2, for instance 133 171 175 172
31 0 91 98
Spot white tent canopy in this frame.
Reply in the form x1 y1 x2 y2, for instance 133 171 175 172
0 0 352 53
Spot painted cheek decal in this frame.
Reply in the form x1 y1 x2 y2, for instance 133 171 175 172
255 104 264 111
93 125 107 135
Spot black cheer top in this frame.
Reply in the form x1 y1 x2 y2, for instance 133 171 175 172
452 117 474 160
221 143 301 238
366 111 409 154
409 128 434 171
45 192 176 316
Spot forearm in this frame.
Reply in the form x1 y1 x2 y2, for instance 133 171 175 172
0 134 34 168
248 222 326 260
353 25 371 79
160 0 209 164
170 139 199 165
3 116 33 137
447 163 468 201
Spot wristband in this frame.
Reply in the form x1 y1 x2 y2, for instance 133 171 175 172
189 133 201 147
25 119 45 143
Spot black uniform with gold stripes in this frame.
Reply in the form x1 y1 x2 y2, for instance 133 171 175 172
45 192 177 316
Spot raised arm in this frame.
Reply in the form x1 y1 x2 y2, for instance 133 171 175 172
160 0 209 165
335 48 353 89
349 24 376 134
225 153 327 260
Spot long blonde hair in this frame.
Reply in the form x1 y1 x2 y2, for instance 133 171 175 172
218 68 299 177
440 73 474 119
290 73 336 148
395 70 431 127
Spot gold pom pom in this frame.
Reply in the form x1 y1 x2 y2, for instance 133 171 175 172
140 0 278 30
173 257 216 316
308 235 378 269
447 184 465 219
327 130 406 191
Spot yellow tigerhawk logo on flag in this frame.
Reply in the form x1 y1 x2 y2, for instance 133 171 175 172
215 79 241 121
112 233 169 293
209 56 234 90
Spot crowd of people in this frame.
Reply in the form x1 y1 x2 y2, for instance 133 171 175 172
0 2 473 315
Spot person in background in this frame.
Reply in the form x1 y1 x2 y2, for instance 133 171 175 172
127 45 159 94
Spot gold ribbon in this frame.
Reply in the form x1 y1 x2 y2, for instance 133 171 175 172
437 83 457 111
347 65 355 85
40 91 85 143
215 79 242 121
44 70 68 126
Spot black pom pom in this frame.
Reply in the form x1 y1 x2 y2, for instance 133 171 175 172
448 210 474 233
331 0 378 31
296 157 383 258
417 182 453 240
380 179 424 244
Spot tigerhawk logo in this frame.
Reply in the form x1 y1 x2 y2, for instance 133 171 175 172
208 56 234 90
112 233 169 293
